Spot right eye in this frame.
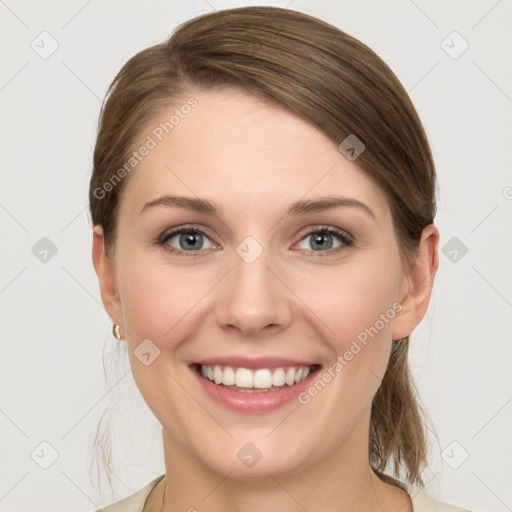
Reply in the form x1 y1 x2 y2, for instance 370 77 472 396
160 227 216 256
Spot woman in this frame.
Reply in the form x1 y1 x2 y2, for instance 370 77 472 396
90 6 471 512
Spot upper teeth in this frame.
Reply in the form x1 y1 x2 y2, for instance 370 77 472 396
200 365 312 389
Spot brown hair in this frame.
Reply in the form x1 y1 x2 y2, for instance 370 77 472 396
89 6 436 488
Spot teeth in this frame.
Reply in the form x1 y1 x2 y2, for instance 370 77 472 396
272 367 285 386
285 368 295 386
199 364 314 389
235 368 253 388
213 366 223 384
254 369 273 388
223 366 235 385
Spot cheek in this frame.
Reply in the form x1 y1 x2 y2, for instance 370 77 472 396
119 257 210 342
298 260 401 406
116 260 203 434
304 260 402 346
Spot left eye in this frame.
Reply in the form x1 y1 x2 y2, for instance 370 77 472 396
296 228 351 252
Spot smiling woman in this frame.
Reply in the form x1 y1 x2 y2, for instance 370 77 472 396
88 6 471 512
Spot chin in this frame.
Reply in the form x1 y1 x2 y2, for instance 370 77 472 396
194 438 313 481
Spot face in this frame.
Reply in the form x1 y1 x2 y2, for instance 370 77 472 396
94 87 433 480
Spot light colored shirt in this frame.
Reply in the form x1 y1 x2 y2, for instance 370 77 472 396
93 474 472 512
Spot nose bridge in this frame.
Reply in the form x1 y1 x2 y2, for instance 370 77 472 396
215 236 292 334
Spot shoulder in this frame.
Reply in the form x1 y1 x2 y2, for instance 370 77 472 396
404 483 473 512
92 475 165 512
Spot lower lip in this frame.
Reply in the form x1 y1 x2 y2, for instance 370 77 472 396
191 366 319 414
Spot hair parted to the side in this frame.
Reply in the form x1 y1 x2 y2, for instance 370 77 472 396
89 6 437 490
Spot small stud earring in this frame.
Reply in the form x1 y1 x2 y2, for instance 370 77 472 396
113 324 122 340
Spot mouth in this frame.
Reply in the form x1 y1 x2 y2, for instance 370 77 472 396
189 356 323 413
191 363 322 393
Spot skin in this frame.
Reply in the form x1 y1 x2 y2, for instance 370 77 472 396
93 87 439 512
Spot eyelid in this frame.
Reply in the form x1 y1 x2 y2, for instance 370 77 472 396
296 225 354 244
159 224 213 242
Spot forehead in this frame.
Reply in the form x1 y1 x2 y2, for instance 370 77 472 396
119 87 389 223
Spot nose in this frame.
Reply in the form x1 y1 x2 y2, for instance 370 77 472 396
215 245 293 337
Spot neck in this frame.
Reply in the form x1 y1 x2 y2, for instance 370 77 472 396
148 425 412 512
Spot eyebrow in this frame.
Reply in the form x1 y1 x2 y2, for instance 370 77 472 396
139 195 376 220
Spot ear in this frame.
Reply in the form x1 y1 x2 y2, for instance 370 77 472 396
392 224 439 340
92 225 125 338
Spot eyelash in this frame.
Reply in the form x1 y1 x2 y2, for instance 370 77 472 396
157 225 354 258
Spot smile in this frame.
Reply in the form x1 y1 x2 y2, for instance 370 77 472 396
199 364 317 391
190 358 321 412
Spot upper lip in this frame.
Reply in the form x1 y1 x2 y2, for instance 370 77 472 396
192 357 320 370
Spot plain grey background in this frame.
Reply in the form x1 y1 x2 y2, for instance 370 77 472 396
1 1 511 511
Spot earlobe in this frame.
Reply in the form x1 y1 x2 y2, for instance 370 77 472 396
92 225 124 330
392 224 439 340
